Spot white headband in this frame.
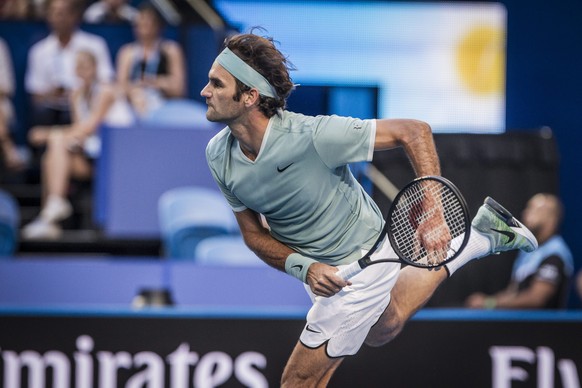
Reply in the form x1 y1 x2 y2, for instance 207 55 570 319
216 47 277 98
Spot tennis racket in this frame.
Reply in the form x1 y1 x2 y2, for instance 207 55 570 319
337 175 471 280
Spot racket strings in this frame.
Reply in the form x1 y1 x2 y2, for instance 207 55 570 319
389 181 467 266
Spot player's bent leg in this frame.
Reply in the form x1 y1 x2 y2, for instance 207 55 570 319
281 342 344 387
365 265 448 347
366 197 539 348
445 196 538 275
364 297 403 347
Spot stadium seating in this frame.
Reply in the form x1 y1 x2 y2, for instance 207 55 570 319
194 235 264 267
158 186 238 259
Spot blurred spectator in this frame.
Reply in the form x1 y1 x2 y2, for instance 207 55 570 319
83 0 138 24
25 0 114 128
22 50 133 239
0 0 35 19
116 1 185 117
0 37 26 171
465 193 574 310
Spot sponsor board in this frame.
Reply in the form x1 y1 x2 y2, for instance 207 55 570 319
0 313 581 387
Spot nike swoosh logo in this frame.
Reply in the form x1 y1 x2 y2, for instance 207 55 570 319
491 228 515 243
277 162 294 172
291 264 303 271
305 325 321 334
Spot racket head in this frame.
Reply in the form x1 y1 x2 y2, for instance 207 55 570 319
386 175 470 268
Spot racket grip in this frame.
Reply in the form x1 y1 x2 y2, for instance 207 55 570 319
336 260 364 281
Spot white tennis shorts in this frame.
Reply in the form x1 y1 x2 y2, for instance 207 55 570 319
299 237 401 358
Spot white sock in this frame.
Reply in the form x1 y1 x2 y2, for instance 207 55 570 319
445 227 492 276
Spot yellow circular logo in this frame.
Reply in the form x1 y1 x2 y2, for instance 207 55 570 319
456 25 505 95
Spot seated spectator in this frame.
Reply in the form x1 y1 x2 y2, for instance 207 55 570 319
465 193 574 310
22 50 133 239
116 1 185 117
25 0 114 128
83 0 138 24
0 37 26 171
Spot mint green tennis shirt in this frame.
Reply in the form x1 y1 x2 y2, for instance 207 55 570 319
206 110 384 265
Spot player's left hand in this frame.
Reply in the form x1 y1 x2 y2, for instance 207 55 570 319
306 262 352 297
416 209 452 265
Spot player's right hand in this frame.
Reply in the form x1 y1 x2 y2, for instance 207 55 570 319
306 262 352 297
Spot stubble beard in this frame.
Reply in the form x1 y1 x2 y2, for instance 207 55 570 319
206 101 243 125
205 106 222 123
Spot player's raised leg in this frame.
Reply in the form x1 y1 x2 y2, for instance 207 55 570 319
365 196 538 347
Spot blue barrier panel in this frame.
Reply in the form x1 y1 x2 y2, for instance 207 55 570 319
95 123 221 238
0 258 311 309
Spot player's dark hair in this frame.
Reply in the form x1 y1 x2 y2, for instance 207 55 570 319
224 31 295 117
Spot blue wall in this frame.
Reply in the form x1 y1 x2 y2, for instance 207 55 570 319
501 0 582 276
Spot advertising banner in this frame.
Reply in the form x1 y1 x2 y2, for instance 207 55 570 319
1 311 581 387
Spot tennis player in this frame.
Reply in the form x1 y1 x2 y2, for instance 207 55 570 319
202 32 538 386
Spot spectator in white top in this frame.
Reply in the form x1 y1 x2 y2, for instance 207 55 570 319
84 0 138 24
25 0 114 127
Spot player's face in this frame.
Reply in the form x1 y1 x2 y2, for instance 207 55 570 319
201 62 245 123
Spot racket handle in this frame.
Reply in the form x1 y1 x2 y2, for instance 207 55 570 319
336 260 364 281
